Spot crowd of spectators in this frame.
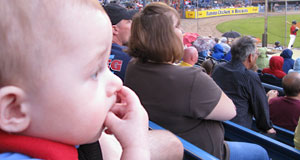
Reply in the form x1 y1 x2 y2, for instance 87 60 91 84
103 2 300 159
103 3 300 158
1 0 300 159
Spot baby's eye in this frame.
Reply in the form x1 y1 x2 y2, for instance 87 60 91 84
91 71 99 80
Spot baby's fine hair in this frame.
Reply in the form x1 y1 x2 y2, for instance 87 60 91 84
0 0 103 87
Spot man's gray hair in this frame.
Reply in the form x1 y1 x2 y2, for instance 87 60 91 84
231 36 256 62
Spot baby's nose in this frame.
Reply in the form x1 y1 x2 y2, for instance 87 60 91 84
106 72 123 97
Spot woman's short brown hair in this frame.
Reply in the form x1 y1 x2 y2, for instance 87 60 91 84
127 2 183 63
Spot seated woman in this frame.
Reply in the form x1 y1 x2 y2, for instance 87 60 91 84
125 2 269 160
262 56 286 79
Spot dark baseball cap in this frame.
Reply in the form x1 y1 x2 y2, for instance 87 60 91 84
104 3 134 25
293 20 297 24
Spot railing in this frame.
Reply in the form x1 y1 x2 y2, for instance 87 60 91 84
261 82 285 96
252 118 294 147
223 120 300 160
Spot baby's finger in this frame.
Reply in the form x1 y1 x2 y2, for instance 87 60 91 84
109 103 127 118
104 128 113 135
104 111 123 133
117 86 141 108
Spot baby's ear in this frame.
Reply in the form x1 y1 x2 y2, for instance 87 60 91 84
0 86 30 133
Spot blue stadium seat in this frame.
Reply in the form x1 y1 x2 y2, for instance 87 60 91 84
223 121 300 160
260 73 282 87
149 121 219 160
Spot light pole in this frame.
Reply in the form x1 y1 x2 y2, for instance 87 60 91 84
285 0 287 47
262 0 268 47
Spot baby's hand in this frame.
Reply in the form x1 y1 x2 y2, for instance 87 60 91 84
104 86 150 159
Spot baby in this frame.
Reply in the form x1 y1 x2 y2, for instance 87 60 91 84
0 0 149 159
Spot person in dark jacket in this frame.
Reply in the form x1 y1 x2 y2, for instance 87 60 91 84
280 49 295 73
212 36 277 134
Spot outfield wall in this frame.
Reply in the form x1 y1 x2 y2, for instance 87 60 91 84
185 7 259 19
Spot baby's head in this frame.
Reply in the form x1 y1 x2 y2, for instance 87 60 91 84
0 0 122 145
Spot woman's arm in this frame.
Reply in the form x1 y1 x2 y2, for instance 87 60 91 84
205 92 236 121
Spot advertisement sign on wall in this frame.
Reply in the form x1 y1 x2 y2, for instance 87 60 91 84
185 7 259 19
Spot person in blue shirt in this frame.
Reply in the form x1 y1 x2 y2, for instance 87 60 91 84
104 4 136 82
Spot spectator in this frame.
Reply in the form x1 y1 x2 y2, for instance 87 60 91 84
280 49 295 74
220 37 231 54
104 3 134 82
201 58 217 76
211 44 225 60
269 72 300 131
214 37 219 43
256 47 269 69
212 36 276 134
262 56 286 79
289 58 300 74
223 51 232 61
274 41 283 50
125 3 270 160
179 47 198 67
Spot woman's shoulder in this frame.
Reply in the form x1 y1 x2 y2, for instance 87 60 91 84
173 65 207 75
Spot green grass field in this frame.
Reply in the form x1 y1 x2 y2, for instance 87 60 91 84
216 14 300 48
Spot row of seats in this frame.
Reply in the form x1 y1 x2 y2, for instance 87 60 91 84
150 120 300 160
224 121 300 160
252 118 294 147
258 71 283 88
149 82 297 159
261 82 284 96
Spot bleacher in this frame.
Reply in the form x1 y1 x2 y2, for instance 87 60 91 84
261 82 284 95
150 120 300 160
223 121 300 160
252 118 294 147
273 124 295 147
